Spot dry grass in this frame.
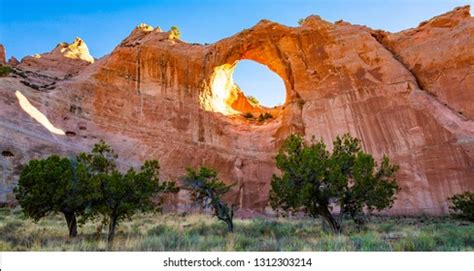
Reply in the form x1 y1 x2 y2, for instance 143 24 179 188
0 208 473 251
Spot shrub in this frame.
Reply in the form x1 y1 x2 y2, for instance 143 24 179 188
242 112 254 119
449 192 474 221
270 134 400 233
0 65 13 77
258 112 273 122
169 26 181 39
182 167 235 232
247 96 259 105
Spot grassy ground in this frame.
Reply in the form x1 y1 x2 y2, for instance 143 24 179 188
0 208 473 251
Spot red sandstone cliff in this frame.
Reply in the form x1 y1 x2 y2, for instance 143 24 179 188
0 6 473 214
0 44 6 65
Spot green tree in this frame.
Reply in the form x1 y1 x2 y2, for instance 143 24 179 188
14 155 85 237
449 192 474 221
78 141 178 243
270 134 399 233
77 140 117 176
182 167 235 232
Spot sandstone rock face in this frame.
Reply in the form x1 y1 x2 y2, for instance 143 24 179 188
0 44 5 65
1 7 473 214
18 37 94 79
372 6 474 120
7 57 19 67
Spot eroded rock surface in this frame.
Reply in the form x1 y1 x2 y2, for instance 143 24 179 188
0 44 5 65
18 37 94 79
1 7 473 214
372 6 474 120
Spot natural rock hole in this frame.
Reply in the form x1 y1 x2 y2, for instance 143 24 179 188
233 60 286 108
2 150 14 157
200 60 285 121
65 131 76 137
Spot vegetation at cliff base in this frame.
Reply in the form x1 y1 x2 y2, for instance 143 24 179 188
8 135 472 251
0 211 472 251
14 140 178 243
449 192 474 221
270 134 400 233
77 141 178 243
182 167 235 232
13 155 84 237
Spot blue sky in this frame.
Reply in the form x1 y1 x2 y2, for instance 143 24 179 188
0 0 470 106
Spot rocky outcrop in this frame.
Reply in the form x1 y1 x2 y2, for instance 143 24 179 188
371 6 474 120
0 44 5 65
7 57 19 67
18 37 94 78
0 7 473 214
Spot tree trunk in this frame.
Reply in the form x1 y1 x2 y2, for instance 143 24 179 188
107 216 117 243
226 219 234 233
95 222 104 240
320 209 341 234
350 209 364 226
63 211 78 238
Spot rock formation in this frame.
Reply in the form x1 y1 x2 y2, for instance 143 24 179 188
0 44 5 65
18 37 94 78
7 56 19 67
0 6 473 214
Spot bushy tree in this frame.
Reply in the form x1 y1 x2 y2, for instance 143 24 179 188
77 140 117 176
449 192 474 221
14 155 85 237
182 167 235 232
270 134 400 233
14 141 178 242
78 141 178 243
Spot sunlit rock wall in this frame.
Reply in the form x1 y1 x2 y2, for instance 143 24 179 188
1 6 473 214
